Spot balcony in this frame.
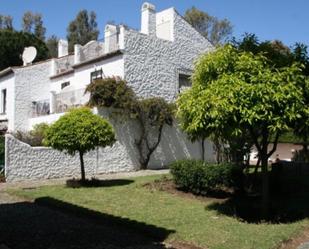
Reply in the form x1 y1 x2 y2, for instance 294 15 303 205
54 88 89 114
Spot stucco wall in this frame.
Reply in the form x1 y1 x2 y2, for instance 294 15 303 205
5 109 215 182
123 9 213 102
0 74 15 131
14 61 52 131
5 134 136 182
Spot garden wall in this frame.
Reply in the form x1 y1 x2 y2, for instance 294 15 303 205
5 116 215 182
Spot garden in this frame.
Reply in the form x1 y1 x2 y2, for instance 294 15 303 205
3 35 309 249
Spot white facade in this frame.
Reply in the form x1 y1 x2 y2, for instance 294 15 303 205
1 3 215 181
0 2 212 132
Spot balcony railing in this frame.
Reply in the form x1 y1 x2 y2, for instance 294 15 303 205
31 100 50 117
54 88 89 113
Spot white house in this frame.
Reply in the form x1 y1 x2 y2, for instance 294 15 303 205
0 2 213 132
2 3 216 182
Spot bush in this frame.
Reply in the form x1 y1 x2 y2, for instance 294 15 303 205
170 159 243 195
12 123 49 146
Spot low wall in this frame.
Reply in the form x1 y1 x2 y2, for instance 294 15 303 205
5 112 215 182
5 135 136 182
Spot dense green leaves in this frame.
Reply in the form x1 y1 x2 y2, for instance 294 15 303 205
44 107 115 155
66 10 99 52
0 30 49 71
177 45 306 143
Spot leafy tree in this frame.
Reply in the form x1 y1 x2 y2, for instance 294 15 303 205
0 30 49 71
134 98 173 169
22 11 46 40
231 33 293 68
0 15 13 30
67 10 99 52
184 6 232 45
291 43 309 151
86 77 174 169
177 45 306 217
44 107 115 181
46 35 59 58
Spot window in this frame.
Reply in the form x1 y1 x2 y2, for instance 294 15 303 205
1 89 6 114
178 74 191 93
61 81 70 89
90 68 103 83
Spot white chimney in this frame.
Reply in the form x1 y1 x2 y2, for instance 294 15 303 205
141 2 156 36
74 44 82 64
58 39 68 57
104 24 118 53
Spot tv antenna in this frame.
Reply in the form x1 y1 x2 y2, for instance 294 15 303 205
22 46 37 66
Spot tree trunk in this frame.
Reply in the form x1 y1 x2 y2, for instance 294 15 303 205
260 129 270 219
79 151 86 182
261 153 269 219
201 138 205 161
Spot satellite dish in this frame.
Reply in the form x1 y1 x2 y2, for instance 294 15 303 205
22 46 37 65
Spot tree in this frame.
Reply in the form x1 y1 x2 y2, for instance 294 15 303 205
22 11 46 40
0 30 49 71
291 43 309 152
184 7 232 45
67 10 99 52
177 45 306 217
134 98 173 169
46 35 59 58
44 107 116 181
86 77 174 169
0 15 13 30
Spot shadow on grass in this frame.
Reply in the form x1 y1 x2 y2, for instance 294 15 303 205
206 171 309 224
66 178 135 188
0 197 175 249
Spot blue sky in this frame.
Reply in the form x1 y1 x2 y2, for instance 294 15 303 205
0 0 308 46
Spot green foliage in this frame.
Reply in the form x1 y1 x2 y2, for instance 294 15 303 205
46 35 58 58
44 107 115 155
13 123 49 147
22 11 46 41
231 33 293 68
177 44 307 216
0 30 49 71
45 107 115 181
67 10 99 52
170 159 242 194
86 77 136 112
178 45 306 145
0 15 13 30
184 6 232 45
86 78 174 169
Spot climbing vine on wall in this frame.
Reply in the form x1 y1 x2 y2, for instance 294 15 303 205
86 77 174 169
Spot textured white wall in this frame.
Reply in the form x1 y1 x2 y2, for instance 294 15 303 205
0 74 15 131
123 9 213 101
14 61 52 131
5 134 136 182
6 108 215 182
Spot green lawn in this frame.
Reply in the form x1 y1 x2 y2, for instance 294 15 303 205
9 174 309 249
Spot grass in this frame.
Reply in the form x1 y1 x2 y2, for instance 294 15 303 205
9 174 309 249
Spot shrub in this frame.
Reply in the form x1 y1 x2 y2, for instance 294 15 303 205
170 159 243 195
12 123 49 146
44 107 116 181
